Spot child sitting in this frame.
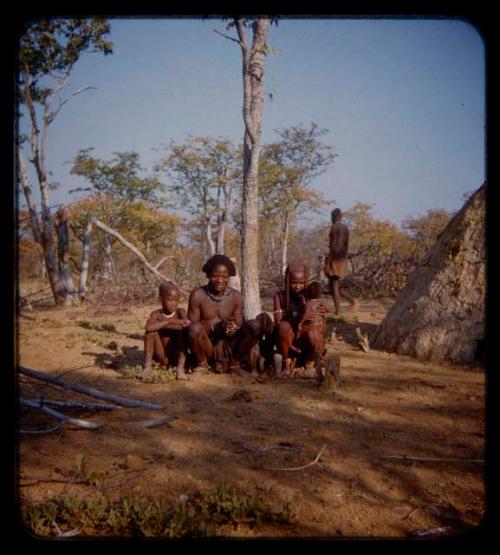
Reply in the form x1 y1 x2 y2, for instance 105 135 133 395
138 282 191 381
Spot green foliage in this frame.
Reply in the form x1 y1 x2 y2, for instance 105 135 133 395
259 123 336 222
402 209 453 261
70 149 165 205
19 18 112 100
22 484 293 538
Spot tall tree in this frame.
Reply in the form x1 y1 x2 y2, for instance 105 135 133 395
17 18 112 304
70 149 170 281
160 137 241 258
259 123 336 275
215 17 272 318
402 209 453 262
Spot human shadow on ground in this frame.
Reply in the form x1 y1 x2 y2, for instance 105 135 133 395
82 345 144 371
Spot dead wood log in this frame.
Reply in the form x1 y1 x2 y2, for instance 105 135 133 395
381 454 484 464
135 415 178 428
19 476 88 486
20 421 66 435
18 367 163 410
234 441 301 456
20 398 103 430
30 399 120 411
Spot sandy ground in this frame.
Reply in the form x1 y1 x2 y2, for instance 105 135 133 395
16 293 485 539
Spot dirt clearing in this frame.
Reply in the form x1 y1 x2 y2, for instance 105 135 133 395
16 296 485 538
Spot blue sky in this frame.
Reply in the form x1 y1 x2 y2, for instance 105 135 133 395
19 16 485 228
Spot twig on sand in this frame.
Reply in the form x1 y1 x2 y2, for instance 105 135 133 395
51 521 81 537
19 476 88 487
234 441 301 456
381 455 484 464
134 415 178 428
264 444 327 471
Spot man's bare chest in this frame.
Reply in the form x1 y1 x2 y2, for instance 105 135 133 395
199 291 236 320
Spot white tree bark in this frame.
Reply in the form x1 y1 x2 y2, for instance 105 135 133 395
236 18 269 319
18 151 41 243
78 220 93 301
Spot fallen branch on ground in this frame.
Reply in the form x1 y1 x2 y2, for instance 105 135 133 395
135 415 178 428
21 398 103 430
26 399 120 411
234 441 301 456
20 421 66 435
264 444 327 471
20 476 88 486
18 367 163 410
52 521 81 538
381 455 484 463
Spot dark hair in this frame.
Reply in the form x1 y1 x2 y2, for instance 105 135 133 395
159 281 179 297
284 261 308 313
202 255 236 277
306 281 322 299
331 208 342 223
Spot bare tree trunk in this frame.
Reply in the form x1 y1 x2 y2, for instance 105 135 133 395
78 220 92 301
269 234 277 266
55 213 79 305
236 18 269 319
18 151 41 243
216 212 226 254
102 234 113 281
206 218 216 257
40 254 46 280
281 213 289 276
21 66 66 305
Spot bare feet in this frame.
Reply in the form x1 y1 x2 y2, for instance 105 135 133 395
229 364 250 378
176 367 191 381
137 365 152 380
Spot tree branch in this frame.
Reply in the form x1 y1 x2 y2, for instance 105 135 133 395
18 366 163 410
48 86 97 123
92 218 182 289
20 397 103 430
213 28 242 45
264 444 327 471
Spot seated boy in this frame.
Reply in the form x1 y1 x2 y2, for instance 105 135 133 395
138 281 191 381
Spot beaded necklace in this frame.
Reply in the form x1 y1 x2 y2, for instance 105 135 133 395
203 285 232 304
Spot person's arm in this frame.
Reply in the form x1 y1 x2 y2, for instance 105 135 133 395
273 291 284 325
220 292 243 337
187 289 201 323
145 311 167 333
164 307 191 330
